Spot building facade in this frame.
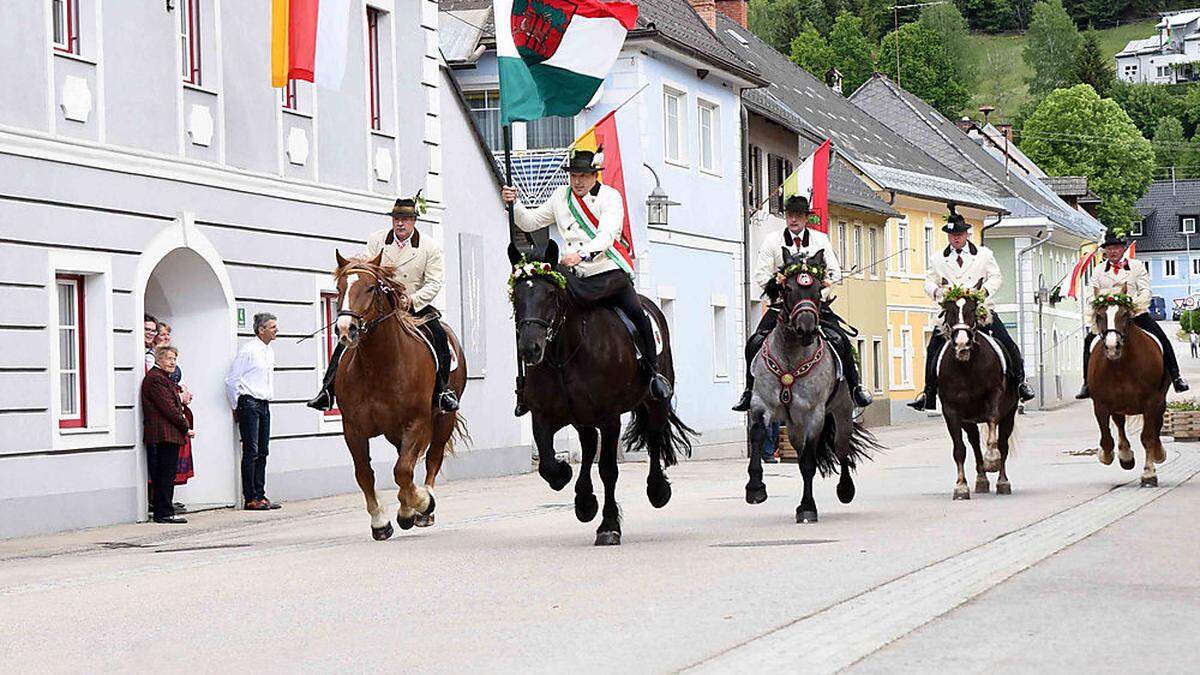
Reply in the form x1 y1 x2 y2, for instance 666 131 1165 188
1116 9 1200 84
0 0 530 539
1131 179 1200 316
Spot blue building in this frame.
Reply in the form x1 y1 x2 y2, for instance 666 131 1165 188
441 0 764 457
1132 179 1200 319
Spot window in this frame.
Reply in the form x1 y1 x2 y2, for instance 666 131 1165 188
871 338 883 392
896 220 910 273
855 338 866 370
901 327 913 386
1131 219 1144 237
527 116 574 149
52 0 80 54
320 293 341 417
1165 259 1178 277
924 221 934 270
868 227 878 277
748 144 763 207
367 7 382 130
697 100 720 173
663 86 686 164
180 0 202 85
767 155 793 214
1192 258 1200 276
57 275 86 429
1183 216 1196 234
837 222 847 266
853 225 863 274
660 297 675 337
712 302 728 379
465 89 502 154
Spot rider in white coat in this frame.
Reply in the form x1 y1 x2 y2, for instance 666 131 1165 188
1076 229 1188 398
909 210 1036 411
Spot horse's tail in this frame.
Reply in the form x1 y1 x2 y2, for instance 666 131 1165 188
446 413 471 455
622 399 698 468
814 414 881 478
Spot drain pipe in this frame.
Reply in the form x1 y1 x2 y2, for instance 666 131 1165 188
1017 226 1053 409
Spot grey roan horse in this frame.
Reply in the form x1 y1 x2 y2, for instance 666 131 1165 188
745 250 880 523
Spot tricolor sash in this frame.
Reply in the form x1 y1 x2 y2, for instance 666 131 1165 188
566 190 635 277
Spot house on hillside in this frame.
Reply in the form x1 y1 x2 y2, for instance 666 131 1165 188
853 75 1105 410
0 1 529 539
1131 179 1200 316
1116 9 1200 84
442 0 765 457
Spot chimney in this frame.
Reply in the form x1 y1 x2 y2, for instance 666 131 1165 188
994 123 1014 142
825 67 843 95
715 0 748 28
689 0 717 30
956 117 974 133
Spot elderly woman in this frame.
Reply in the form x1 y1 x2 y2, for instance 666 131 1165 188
142 346 191 524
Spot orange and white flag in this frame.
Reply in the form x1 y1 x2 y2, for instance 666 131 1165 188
271 0 352 89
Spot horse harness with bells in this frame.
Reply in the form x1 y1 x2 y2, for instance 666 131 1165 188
760 270 828 406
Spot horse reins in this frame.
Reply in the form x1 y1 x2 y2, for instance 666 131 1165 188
336 267 405 340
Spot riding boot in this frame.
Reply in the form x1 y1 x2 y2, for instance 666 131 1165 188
307 343 345 411
514 375 529 417
733 331 769 411
1076 333 1095 399
908 332 945 411
435 373 460 413
1133 313 1189 392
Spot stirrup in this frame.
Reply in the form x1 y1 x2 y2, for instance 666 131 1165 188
649 373 673 401
437 390 460 413
851 385 873 408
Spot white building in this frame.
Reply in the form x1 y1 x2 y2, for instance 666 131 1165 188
1116 9 1200 84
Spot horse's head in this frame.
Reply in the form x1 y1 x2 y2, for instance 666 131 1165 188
333 250 402 347
1093 283 1133 360
508 240 568 366
778 249 826 346
941 279 989 362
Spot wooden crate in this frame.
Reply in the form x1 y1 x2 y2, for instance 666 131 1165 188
776 426 798 463
1171 410 1200 441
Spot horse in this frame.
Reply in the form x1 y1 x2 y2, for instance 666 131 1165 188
935 280 1018 500
331 251 468 540
744 250 879 523
1087 284 1168 487
507 240 696 546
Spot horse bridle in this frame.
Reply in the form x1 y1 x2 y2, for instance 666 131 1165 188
514 279 567 344
946 301 978 349
783 297 820 335
338 268 402 338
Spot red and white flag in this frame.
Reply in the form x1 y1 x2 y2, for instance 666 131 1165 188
271 0 352 89
782 140 832 233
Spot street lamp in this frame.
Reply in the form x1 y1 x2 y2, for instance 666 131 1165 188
643 163 680 228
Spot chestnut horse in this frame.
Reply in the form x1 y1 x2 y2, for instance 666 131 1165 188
1088 287 1168 487
936 282 1018 500
332 251 468 540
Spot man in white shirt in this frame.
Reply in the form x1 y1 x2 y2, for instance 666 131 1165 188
225 312 280 511
732 195 873 411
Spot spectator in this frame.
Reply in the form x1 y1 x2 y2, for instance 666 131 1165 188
762 421 782 464
142 346 190 524
1191 332 1197 359
156 322 184 384
143 314 160 371
225 313 281 511
156 322 195 497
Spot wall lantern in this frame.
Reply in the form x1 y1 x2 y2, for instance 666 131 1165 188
643 164 680 228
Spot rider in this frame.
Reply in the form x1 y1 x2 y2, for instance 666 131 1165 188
501 149 672 415
1076 229 1188 398
732 194 873 412
307 193 460 413
908 209 1036 411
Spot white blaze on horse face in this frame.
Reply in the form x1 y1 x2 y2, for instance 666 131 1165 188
954 299 969 347
1104 305 1119 349
337 274 359 336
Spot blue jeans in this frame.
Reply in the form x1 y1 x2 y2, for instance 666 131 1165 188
237 396 271 502
762 422 781 460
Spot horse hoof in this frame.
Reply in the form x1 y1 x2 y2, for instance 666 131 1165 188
1119 456 1136 471
414 513 435 528
995 481 1012 495
795 508 819 524
594 531 621 546
745 484 768 505
540 461 573 491
647 478 672 509
398 515 416 531
1141 475 1158 488
837 477 856 504
575 493 599 523
420 492 436 517
975 479 990 494
372 522 394 541
953 487 971 501
1098 449 1114 466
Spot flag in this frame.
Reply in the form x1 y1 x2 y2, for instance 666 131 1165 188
271 0 352 89
573 110 635 273
1124 241 1137 259
1067 247 1097 299
782 140 832 233
495 0 638 125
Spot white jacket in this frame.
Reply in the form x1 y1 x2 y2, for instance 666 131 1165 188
753 226 842 292
1086 257 1151 331
513 183 626 277
365 227 443 312
923 241 1002 308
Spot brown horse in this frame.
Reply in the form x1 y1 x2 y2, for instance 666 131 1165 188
1088 287 1168 487
332 251 468 540
936 282 1018 500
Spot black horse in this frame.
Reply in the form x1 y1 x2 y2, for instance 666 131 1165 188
508 241 696 546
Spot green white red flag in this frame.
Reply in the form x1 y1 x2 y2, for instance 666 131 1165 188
572 110 635 275
782 140 832 233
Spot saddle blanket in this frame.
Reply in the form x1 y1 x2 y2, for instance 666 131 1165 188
415 323 460 374
613 307 665 357
938 332 1006 374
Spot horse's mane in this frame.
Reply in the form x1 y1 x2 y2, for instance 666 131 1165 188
334 257 425 338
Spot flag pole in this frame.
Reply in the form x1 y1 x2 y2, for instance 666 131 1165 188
502 122 527 414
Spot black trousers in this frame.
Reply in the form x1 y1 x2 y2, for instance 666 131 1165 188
237 396 271 502
923 313 1025 392
743 306 863 391
415 306 453 391
146 442 180 517
576 270 657 369
1082 313 1181 380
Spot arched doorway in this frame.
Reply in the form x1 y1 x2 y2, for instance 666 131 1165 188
144 247 238 510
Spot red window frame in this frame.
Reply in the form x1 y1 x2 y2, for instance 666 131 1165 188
282 78 298 111
367 7 382 131
181 0 202 86
57 274 87 429
321 292 342 418
52 0 80 55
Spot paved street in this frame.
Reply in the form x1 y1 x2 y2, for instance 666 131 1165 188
5 372 1199 674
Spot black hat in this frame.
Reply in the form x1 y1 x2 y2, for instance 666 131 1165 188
941 206 970 234
389 190 424 218
784 195 810 213
566 148 602 173
1101 229 1127 248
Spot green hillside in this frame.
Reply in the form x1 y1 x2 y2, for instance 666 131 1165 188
970 20 1158 121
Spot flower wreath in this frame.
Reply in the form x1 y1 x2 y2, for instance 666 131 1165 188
508 257 567 301
943 286 990 320
807 213 820 225
1091 292 1134 311
781 261 827 281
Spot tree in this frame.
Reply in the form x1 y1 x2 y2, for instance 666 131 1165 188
1021 84 1155 234
1180 85 1200 138
1023 0 1081 96
1111 81 1184 138
860 0 897 42
1073 29 1114 98
748 0 807 54
1153 116 1186 172
790 22 834 77
877 23 971 118
828 11 874 94
960 0 1018 31
921 3 977 92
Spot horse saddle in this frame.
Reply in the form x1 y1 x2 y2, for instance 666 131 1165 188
415 319 460 374
612 306 664 359
818 327 846 383
938 332 1006 374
